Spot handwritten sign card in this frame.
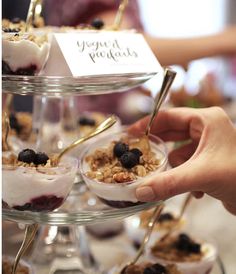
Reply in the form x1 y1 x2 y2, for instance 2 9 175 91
54 31 162 77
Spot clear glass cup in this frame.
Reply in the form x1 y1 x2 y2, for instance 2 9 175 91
148 233 218 274
79 128 168 208
2 152 78 212
2 32 51 76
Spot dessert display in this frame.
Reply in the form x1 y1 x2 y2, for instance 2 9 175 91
2 32 50 75
2 148 78 212
80 130 167 208
149 233 217 274
125 210 185 249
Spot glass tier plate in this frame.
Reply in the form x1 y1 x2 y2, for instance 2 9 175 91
2 183 160 225
2 72 156 96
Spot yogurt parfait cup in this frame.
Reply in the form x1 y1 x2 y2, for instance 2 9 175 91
2 31 51 75
2 150 78 212
148 233 218 274
79 128 168 208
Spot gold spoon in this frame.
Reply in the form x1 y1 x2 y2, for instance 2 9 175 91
54 115 117 164
25 0 38 31
119 204 164 274
112 0 129 30
3 112 11 151
159 193 192 242
11 224 38 274
145 68 177 136
132 68 177 152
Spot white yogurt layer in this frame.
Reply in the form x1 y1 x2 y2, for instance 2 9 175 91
80 134 167 203
2 156 78 208
2 33 50 74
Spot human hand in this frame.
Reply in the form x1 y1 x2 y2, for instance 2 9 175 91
130 107 236 215
218 26 236 55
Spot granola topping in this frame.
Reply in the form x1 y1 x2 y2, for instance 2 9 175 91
151 234 203 262
4 32 48 47
85 137 161 183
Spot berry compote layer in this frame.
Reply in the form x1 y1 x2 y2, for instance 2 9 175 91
2 32 50 75
80 130 167 208
2 149 78 212
150 233 217 274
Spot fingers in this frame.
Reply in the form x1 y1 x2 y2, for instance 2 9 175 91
136 160 206 202
129 108 202 142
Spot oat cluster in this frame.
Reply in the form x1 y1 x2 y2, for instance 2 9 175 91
85 137 161 184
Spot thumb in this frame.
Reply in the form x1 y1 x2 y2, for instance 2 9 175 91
136 161 205 202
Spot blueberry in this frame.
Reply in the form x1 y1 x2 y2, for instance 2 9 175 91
179 233 190 242
34 152 49 165
113 142 129 157
78 116 96 126
144 263 167 274
176 239 190 252
9 113 22 134
189 243 201 254
18 149 36 164
159 213 174 222
176 233 194 252
91 18 104 29
130 148 143 158
120 152 138 169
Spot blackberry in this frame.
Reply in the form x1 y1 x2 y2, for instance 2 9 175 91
18 149 36 164
144 263 166 274
120 152 138 169
159 212 174 222
113 142 129 157
91 18 104 29
34 152 49 165
78 116 96 126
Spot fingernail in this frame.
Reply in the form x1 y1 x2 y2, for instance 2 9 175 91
136 186 156 202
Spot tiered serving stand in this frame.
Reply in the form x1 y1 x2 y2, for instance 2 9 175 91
2 72 163 274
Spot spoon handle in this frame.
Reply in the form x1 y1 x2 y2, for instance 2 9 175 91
145 68 176 136
12 224 38 274
57 115 117 161
132 204 164 265
160 193 192 242
25 0 38 31
3 112 11 151
113 0 129 30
